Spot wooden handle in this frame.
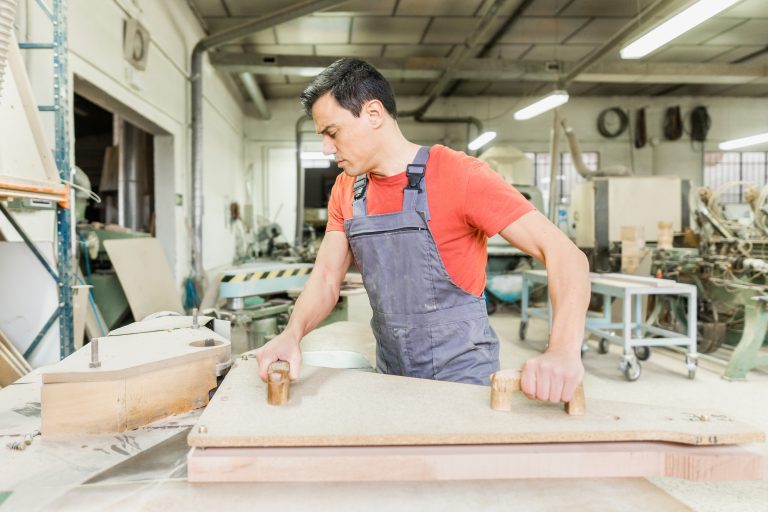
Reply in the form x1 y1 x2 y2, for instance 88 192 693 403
490 369 585 416
267 360 291 406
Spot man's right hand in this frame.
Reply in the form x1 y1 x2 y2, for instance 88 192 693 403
255 331 302 382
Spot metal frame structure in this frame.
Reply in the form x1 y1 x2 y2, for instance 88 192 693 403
519 270 698 381
1 0 74 360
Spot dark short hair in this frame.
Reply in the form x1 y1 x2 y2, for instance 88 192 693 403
300 58 397 119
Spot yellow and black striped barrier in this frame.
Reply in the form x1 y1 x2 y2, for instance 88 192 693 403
221 266 311 284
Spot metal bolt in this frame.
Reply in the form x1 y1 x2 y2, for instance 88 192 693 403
6 440 26 451
198 425 207 434
89 338 101 368
192 308 199 329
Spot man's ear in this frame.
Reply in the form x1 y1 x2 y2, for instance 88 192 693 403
363 99 385 129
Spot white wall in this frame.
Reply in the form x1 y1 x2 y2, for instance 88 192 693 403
11 0 246 280
245 95 768 228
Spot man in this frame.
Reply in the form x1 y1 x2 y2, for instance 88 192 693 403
256 58 590 403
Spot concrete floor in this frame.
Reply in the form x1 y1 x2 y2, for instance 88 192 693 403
489 306 768 512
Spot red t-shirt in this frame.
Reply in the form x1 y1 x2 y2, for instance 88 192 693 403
326 144 536 296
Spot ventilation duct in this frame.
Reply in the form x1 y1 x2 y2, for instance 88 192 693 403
0 0 18 102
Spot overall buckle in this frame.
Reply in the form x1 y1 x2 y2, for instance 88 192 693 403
405 164 426 191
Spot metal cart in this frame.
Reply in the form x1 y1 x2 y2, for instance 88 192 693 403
520 270 698 381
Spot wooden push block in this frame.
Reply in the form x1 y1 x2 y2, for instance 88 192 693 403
490 369 585 416
267 361 290 406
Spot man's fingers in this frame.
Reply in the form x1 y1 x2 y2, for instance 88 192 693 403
288 353 302 380
547 376 564 403
561 377 580 403
520 364 537 399
535 366 550 401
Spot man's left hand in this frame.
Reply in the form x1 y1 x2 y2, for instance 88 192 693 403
520 349 584 403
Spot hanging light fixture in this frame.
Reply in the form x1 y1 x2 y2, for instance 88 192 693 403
620 0 740 60
513 90 569 121
468 131 497 151
719 132 768 151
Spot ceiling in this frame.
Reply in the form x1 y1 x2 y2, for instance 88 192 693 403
187 0 768 107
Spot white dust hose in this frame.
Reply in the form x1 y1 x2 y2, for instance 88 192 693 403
0 0 18 102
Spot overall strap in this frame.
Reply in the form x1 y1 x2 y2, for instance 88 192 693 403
351 174 368 217
402 146 431 217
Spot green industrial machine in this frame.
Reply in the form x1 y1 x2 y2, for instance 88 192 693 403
651 183 768 380
77 225 150 329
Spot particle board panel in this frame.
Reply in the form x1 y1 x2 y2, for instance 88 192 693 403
188 359 764 448
187 442 766 483
103 238 184 322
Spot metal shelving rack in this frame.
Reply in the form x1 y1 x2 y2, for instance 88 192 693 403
7 0 74 359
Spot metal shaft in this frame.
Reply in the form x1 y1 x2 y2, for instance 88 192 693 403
89 338 100 368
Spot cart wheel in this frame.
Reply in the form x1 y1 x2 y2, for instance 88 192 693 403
519 321 528 341
633 346 651 361
597 338 609 354
623 360 642 381
687 367 696 380
580 341 589 359
486 298 497 316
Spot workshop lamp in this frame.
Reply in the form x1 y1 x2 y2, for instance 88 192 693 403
468 131 497 151
620 0 740 59
719 132 768 150
513 90 569 121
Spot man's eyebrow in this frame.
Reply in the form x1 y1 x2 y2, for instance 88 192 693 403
318 124 337 135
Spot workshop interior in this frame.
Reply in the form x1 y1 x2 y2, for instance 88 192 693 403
1 0 768 510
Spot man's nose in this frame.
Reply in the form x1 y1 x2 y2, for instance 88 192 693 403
322 136 336 156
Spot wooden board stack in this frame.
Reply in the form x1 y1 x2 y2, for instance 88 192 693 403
41 326 229 434
187 359 765 483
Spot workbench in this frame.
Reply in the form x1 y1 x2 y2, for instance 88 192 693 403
0 323 763 511
520 270 698 381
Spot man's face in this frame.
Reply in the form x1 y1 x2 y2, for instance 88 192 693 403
312 93 375 177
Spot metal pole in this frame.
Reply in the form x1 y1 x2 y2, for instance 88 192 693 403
547 110 560 223
54 0 74 358
190 0 346 280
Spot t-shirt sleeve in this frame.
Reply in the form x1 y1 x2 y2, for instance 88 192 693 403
464 160 537 237
325 173 347 233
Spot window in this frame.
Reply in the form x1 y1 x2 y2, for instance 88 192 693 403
703 152 768 203
524 151 599 206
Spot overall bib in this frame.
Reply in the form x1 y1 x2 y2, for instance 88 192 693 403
343 146 500 385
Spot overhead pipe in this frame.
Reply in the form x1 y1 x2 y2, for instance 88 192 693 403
189 0 345 280
239 72 271 120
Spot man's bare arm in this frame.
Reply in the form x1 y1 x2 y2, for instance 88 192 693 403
499 210 590 402
255 231 353 380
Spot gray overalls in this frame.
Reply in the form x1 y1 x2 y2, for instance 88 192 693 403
343 146 501 385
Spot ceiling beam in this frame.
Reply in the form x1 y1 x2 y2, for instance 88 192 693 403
210 53 768 85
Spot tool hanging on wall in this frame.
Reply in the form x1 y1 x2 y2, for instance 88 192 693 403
690 106 711 142
634 108 647 148
663 106 684 140
597 107 629 138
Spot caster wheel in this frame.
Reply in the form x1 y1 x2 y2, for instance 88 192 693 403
634 346 651 361
623 360 642 381
597 338 609 354
519 320 528 341
687 367 696 380
580 341 589 359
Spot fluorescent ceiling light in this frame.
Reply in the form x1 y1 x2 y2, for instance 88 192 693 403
620 0 740 59
513 91 569 121
719 132 768 150
300 151 334 160
468 131 497 151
